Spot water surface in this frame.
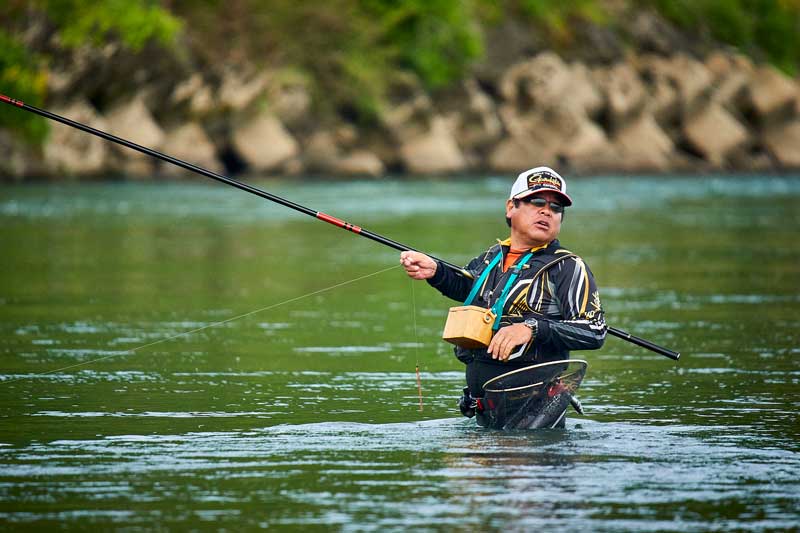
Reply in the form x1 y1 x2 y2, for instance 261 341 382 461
1 175 799 530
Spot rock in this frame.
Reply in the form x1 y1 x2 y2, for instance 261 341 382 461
639 54 713 115
304 131 340 170
629 11 689 56
671 55 714 110
282 157 305 176
558 119 618 172
499 52 574 112
189 85 215 117
636 55 679 123
171 74 216 116
231 113 299 172
398 117 467 174
160 123 223 177
43 100 109 176
611 114 675 172
105 96 166 177
0 130 47 181
438 79 502 151
712 71 750 110
268 74 312 128
106 96 165 148
762 120 800 168
570 63 604 118
705 51 753 79
378 73 435 140
334 125 358 147
495 101 612 172
746 65 798 122
333 150 385 177
218 71 268 112
705 51 732 78
488 134 557 173
704 52 750 109
593 63 646 130
682 103 749 166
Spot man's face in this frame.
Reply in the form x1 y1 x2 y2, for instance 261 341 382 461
505 191 564 247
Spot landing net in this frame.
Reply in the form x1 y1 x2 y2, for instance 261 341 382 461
479 359 587 430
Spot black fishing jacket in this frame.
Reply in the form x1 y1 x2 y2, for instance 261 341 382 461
427 239 606 394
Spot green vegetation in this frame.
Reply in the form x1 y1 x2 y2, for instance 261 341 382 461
643 0 800 74
1 0 799 143
171 0 484 121
0 30 48 143
0 0 181 143
517 0 610 45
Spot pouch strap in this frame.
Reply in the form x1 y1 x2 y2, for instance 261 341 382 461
489 252 534 330
463 252 502 306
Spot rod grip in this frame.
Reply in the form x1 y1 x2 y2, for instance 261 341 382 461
608 326 680 360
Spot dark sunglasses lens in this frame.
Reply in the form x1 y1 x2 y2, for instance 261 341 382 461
526 197 564 213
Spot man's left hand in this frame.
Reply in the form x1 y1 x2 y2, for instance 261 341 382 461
487 323 533 361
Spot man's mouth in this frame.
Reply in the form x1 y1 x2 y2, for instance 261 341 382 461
534 220 550 230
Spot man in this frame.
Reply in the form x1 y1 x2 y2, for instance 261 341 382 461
400 166 606 427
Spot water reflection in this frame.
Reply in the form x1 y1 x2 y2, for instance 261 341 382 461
2 418 797 529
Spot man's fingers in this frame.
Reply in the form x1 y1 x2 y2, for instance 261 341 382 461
488 333 507 359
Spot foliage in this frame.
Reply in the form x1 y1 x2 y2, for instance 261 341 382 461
2 0 799 146
0 0 181 143
170 0 484 122
516 0 610 45
40 0 182 51
642 0 800 74
0 30 49 143
360 0 484 89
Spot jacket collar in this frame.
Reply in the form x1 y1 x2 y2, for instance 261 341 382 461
497 238 559 253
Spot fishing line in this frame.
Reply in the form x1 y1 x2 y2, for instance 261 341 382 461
409 279 423 412
1 95 681 361
3 264 401 384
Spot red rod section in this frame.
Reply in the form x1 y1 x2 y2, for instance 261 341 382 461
0 94 24 107
316 212 362 234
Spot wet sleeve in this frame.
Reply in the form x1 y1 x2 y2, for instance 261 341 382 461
536 257 607 351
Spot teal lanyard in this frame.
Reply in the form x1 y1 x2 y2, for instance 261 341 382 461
463 253 502 306
463 251 534 330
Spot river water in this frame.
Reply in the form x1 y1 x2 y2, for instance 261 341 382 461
1 175 798 531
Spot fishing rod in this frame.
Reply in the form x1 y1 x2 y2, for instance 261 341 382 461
0 94 680 361
0 93 469 278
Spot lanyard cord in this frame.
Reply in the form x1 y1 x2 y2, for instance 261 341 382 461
463 251 534 330
409 279 423 412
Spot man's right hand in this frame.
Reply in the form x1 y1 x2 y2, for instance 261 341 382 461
400 251 437 280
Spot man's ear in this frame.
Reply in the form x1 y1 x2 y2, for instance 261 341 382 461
505 199 515 219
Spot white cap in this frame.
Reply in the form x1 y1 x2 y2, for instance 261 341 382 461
509 166 573 206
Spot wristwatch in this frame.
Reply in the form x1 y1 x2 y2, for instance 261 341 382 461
523 318 538 339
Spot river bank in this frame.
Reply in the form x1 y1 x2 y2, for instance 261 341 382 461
2 9 799 181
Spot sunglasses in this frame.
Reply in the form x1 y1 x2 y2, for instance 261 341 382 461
519 196 565 214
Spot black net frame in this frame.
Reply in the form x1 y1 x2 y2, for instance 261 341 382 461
477 359 588 430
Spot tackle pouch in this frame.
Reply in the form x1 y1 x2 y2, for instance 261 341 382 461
442 305 496 349
442 250 533 349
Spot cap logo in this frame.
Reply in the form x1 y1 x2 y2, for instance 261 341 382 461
527 171 563 192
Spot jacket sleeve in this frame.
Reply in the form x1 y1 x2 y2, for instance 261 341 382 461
426 253 488 303
535 256 607 351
